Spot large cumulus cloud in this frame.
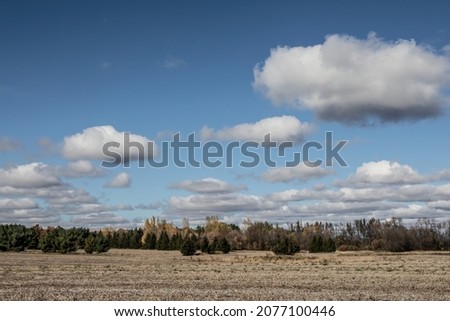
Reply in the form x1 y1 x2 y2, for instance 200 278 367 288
62 125 155 161
253 33 450 124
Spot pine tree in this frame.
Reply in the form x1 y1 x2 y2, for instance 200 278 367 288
143 232 157 249
39 228 59 253
208 237 219 254
200 236 209 253
323 237 336 252
157 230 170 250
219 237 231 254
170 233 182 250
59 230 77 254
272 234 300 255
190 234 199 250
317 235 324 252
309 235 318 253
95 232 110 253
129 228 143 249
309 235 326 253
180 238 196 256
84 234 95 254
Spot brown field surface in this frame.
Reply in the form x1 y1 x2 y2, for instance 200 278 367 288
0 249 449 300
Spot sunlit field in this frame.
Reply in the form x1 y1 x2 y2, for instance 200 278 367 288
0 249 449 300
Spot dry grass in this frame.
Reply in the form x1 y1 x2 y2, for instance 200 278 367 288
0 249 449 300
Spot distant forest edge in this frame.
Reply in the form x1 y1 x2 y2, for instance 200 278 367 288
1 217 450 256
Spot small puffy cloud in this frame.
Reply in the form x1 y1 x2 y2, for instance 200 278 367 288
253 33 450 124
170 177 246 194
347 160 425 185
0 163 61 188
62 125 155 161
104 172 131 188
64 160 104 178
200 115 312 142
261 164 333 183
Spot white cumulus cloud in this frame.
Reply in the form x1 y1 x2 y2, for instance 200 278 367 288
348 160 425 185
104 173 132 188
0 163 61 188
253 33 450 124
200 115 312 142
62 125 155 162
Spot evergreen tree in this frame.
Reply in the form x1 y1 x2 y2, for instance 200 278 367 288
316 235 324 252
180 237 196 256
219 237 231 254
95 232 110 253
39 227 60 253
190 234 199 250
309 235 318 253
59 229 77 254
157 230 170 250
200 236 209 253
143 232 157 249
116 230 130 248
323 237 336 252
208 237 219 254
272 234 300 255
27 225 41 250
0 225 9 251
129 228 143 249
10 227 27 252
170 233 183 250
84 234 95 254
309 235 325 253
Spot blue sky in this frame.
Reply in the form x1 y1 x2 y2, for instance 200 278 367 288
1 0 450 228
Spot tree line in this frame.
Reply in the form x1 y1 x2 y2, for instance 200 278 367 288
0 217 449 256
0 225 109 254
